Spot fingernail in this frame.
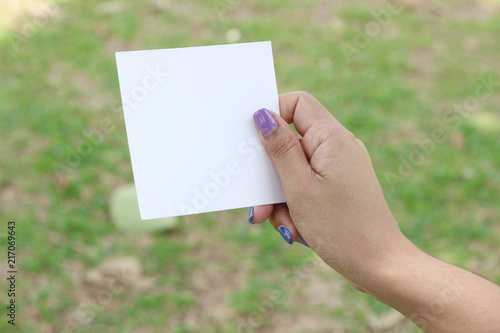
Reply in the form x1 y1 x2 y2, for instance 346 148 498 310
253 108 277 136
298 237 309 248
278 225 292 245
248 206 255 224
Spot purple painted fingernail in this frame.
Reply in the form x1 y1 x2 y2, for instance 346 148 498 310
298 237 309 248
253 108 277 136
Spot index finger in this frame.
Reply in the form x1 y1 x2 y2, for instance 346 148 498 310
278 91 340 137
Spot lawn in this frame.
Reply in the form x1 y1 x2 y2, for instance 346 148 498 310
0 0 499 332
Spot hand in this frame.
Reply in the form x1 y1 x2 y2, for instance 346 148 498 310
250 91 410 289
249 92 500 332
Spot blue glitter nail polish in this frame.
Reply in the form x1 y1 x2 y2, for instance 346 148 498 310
248 207 255 224
278 225 292 244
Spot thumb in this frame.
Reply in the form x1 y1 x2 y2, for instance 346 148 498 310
253 108 311 193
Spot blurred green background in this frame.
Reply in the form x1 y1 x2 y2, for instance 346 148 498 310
1 0 499 332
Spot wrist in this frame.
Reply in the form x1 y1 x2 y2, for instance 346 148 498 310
359 234 425 297
361 236 432 307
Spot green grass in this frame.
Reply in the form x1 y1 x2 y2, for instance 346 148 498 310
1 0 499 332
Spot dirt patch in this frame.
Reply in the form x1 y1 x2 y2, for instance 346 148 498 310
48 61 113 113
0 179 50 221
61 256 156 331
394 0 500 20
83 256 155 293
258 259 347 333
410 48 435 79
442 1 500 21
179 220 253 327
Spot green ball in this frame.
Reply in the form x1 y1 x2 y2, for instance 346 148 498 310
110 183 178 233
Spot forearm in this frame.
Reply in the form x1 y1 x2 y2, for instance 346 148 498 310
365 238 500 332
252 92 500 331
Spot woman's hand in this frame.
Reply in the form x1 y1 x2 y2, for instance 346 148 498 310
250 91 411 289
249 92 500 333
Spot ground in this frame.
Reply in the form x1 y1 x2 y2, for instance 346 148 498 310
0 0 499 332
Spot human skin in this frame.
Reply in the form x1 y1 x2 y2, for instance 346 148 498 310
250 91 500 332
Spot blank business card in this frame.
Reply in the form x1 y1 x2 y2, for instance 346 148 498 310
116 41 285 220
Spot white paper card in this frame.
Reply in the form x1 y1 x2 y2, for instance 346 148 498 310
116 41 285 220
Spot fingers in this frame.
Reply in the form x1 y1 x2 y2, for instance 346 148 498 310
250 94 338 247
249 205 307 246
279 92 354 174
269 204 300 244
278 91 338 137
253 108 311 194
249 205 274 224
